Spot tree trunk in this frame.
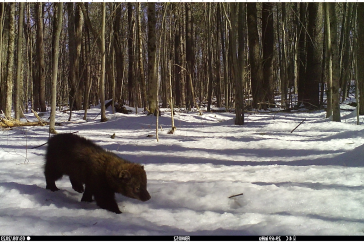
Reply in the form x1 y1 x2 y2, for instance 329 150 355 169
128 3 134 107
305 2 323 109
298 3 307 106
235 3 245 125
207 3 213 112
279 3 288 109
25 4 32 113
137 3 147 110
247 3 263 109
100 3 107 122
174 6 181 107
15 3 25 120
325 3 333 118
83 17 91 120
5 3 15 118
220 4 229 110
329 3 340 121
74 3 84 111
185 3 194 110
67 3 83 115
49 3 63 134
262 3 274 109
340 3 353 102
113 3 124 104
358 3 364 115
215 4 222 108
147 3 158 115
36 3 46 112
0 3 4 111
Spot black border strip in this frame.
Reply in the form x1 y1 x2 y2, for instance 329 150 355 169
2 236 364 241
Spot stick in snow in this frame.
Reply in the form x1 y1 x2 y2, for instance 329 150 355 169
228 193 244 199
290 119 306 133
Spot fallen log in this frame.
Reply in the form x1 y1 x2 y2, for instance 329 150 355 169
0 118 49 128
0 109 49 128
31 109 46 125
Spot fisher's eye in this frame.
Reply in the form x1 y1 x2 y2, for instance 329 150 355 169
134 186 140 193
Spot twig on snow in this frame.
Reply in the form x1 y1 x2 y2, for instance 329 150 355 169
228 193 244 199
290 119 306 133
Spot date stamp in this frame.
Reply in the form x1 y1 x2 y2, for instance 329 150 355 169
0 236 26 241
259 236 281 241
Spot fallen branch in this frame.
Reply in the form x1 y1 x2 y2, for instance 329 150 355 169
0 109 49 128
0 120 48 128
31 109 45 126
228 193 244 199
290 119 306 133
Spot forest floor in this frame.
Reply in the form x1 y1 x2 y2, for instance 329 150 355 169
1 101 364 235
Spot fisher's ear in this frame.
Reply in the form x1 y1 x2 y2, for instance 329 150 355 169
141 166 144 170
119 170 131 182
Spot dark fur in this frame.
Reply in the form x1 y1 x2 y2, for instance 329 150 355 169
44 133 151 214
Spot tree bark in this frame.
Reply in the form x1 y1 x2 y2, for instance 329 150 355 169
329 3 340 121
262 3 274 109
5 3 15 118
305 2 323 109
339 3 353 102
147 3 158 115
279 3 288 109
36 3 46 112
0 3 4 111
247 3 263 109
137 3 147 110
15 3 25 120
207 3 213 112
100 3 107 122
325 3 333 118
358 3 364 115
185 2 194 110
235 3 245 125
49 3 63 134
128 3 134 107
113 3 124 104
74 3 84 111
174 6 181 107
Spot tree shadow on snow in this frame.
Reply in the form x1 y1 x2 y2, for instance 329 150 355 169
102 141 364 168
252 181 364 192
0 181 98 211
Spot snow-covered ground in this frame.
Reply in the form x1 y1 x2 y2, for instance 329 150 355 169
1 104 364 235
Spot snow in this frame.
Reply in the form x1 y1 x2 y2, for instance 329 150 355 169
1 105 364 235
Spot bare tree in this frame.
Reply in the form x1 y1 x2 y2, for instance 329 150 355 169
185 2 194 110
329 3 340 122
207 3 213 112
236 3 245 125
305 2 323 108
100 2 107 122
247 3 264 109
49 3 64 134
5 3 15 118
358 3 364 115
35 3 46 112
113 3 124 104
325 2 333 118
340 3 354 102
128 3 134 107
262 3 274 108
15 3 25 120
0 3 4 110
137 3 147 110
147 3 158 115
